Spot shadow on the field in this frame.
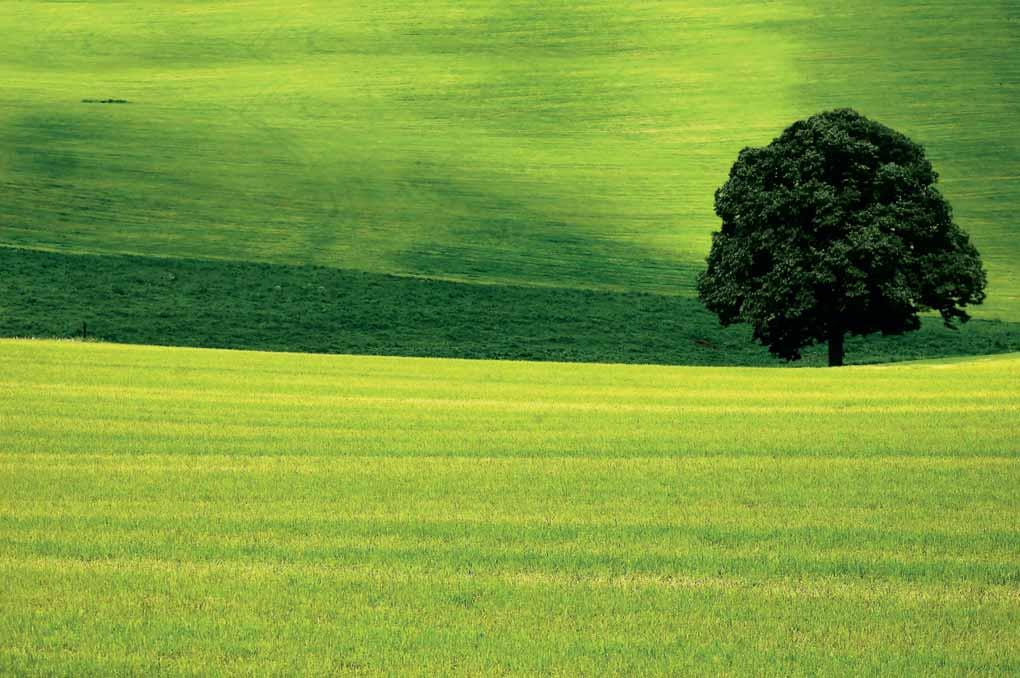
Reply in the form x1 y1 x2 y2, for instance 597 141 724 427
2 246 1018 367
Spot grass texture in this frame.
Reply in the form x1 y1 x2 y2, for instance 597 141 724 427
1 339 1018 674
1 1 1018 319
4 246 1019 367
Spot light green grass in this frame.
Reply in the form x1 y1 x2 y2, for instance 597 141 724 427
1 339 1018 674
1 1 1017 318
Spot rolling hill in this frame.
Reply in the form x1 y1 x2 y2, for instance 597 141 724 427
1 1 1018 358
2 339 1019 673
4 5 1019 672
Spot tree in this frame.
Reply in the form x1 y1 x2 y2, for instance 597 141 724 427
697 108 986 366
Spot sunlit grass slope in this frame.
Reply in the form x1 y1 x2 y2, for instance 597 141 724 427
1 339 1018 674
1 1 1017 317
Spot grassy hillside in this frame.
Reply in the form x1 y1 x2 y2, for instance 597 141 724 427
1 339 1019 674
4 246 1019 366
1 1 1018 320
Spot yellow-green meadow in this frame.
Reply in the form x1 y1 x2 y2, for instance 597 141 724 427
2 339 1018 674
3 1 1020 673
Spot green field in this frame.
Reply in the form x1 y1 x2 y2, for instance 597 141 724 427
3 4 1020 673
1 0 1018 347
4 247 1019 366
1 339 1019 674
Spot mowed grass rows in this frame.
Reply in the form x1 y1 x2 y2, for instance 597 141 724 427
1 1 1018 317
1 340 1019 674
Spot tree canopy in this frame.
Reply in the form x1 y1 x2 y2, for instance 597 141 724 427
697 108 986 366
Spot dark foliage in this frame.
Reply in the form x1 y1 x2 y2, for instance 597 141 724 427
698 109 987 365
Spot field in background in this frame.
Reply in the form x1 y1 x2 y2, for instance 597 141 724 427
4 246 1019 366
1 339 1018 674
1 0 1018 321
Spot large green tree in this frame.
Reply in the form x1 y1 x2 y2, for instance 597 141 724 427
698 109 986 366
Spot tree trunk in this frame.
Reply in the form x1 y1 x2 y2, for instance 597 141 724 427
828 328 845 367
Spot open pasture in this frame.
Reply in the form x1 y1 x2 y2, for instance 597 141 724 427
1 339 1018 674
1 1 1019 318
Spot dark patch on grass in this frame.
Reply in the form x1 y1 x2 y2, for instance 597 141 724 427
81 99 130 104
388 168 692 292
2 247 1017 366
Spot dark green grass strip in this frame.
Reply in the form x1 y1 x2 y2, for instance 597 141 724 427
2 246 1017 366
